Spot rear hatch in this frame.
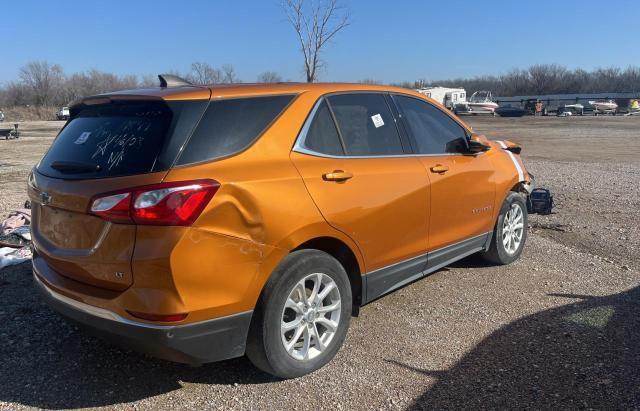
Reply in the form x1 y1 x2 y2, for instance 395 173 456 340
29 96 209 290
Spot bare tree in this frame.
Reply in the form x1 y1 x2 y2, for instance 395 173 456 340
527 64 567 94
19 61 65 106
358 78 382 85
139 73 159 88
257 71 283 83
0 81 29 106
219 64 238 83
62 69 140 103
283 0 350 82
187 62 223 85
499 69 529 96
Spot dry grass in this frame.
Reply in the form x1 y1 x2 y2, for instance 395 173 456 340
1 106 59 122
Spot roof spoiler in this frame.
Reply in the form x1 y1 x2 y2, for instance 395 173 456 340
158 74 193 88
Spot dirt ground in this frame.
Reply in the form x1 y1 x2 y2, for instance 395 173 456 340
0 116 639 409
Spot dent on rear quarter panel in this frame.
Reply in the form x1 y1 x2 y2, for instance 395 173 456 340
202 183 267 243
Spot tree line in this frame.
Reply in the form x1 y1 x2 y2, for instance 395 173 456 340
3 61 640 109
400 64 640 96
0 61 286 108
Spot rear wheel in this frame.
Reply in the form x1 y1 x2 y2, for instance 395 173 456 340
480 192 528 265
246 250 352 378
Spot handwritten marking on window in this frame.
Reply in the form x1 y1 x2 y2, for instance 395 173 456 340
91 121 152 170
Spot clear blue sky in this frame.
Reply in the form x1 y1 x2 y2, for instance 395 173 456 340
2 0 639 84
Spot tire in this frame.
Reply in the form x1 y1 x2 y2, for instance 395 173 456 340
480 192 528 265
245 249 352 378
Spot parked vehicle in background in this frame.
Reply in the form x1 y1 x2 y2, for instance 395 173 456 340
416 86 466 110
455 91 499 115
519 99 584 116
558 103 584 116
30 76 534 378
0 110 5 122
627 99 640 116
589 100 618 115
495 105 528 117
56 107 70 120
0 124 19 140
523 99 544 115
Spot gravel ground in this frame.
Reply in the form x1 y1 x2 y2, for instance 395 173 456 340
0 116 638 410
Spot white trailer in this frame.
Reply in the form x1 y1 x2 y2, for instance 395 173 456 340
416 87 467 110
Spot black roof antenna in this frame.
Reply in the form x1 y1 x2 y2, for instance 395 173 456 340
158 74 193 88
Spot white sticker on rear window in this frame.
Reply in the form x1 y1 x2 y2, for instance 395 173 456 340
74 132 91 145
371 114 384 128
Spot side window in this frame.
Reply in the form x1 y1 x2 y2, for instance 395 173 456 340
302 100 344 156
394 95 468 154
327 93 403 156
177 95 294 165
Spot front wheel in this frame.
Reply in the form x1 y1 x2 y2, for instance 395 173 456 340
246 250 352 378
480 192 528 265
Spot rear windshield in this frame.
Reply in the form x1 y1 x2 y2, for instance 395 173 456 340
176 94 295 165
37 99 208 180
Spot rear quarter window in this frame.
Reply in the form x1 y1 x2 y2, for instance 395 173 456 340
301 100 344 156
176 94 295 165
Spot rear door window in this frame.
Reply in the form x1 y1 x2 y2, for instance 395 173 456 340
37 100 208 179
327 93 404 156
177 94 295 165
393 95 468 154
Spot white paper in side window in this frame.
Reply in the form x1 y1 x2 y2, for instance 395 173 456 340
371 114 385 128
74 131 91 145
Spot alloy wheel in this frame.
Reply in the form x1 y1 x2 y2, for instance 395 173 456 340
280 273 341 361
502 203 524 255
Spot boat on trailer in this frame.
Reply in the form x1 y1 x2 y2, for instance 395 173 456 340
589 100 618 115
455 91 499 115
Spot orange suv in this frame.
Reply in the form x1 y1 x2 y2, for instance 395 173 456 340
30 76 533 378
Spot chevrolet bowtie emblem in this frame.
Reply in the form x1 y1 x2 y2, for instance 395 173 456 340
40 191 52 206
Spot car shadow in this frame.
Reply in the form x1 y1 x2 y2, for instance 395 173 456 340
0 264 278 409
391 285 640 409
4 261 638 409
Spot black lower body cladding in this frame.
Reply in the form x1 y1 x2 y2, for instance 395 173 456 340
33 272 253 365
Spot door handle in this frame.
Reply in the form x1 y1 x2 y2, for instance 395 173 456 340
430 164 450 174
323 170 353 182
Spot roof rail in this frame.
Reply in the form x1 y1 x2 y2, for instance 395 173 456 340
158 74 193 88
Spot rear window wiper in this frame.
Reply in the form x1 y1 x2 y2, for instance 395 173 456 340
50 161 101 173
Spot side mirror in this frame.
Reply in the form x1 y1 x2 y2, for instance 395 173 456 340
467 139 491 153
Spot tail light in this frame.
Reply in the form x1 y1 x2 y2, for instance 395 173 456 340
89 179 219 226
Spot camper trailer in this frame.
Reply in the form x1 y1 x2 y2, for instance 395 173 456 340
416 86 467 110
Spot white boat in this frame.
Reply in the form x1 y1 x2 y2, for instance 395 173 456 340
589 100 617 115
562 103 584 115
456 91 499 115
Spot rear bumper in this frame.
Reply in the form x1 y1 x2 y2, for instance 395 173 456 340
34 272 253 365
